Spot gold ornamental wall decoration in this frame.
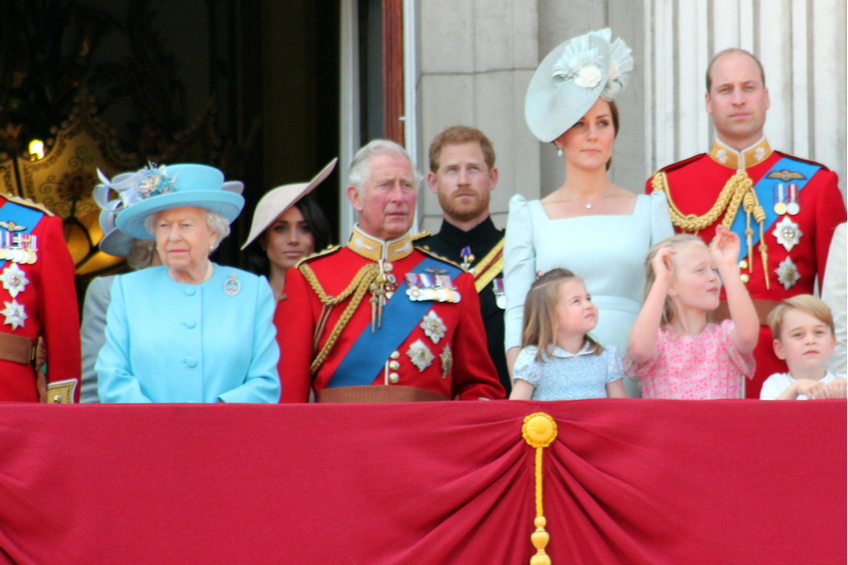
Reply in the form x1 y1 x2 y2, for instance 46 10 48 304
522 412 558 565
0 89 139 276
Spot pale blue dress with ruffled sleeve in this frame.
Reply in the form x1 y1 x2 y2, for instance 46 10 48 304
504 191 674 396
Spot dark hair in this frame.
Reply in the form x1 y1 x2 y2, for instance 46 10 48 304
429 126 496 173
706 48 766 93
554 99 620 171
606 100 619 171
293 194 332 253
244 194 333 276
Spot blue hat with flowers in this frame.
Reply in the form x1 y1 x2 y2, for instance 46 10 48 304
103 163 245 241
525 29 633 143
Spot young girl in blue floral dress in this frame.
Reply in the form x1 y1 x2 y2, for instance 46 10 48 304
509 268 627 400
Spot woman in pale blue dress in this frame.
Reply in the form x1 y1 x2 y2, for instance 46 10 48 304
505 29 674 396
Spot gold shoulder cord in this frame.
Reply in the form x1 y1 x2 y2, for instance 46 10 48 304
299 262 381 375
652 171 769 288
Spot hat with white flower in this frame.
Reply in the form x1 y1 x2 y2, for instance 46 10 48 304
97 163 245 241
525 28 633 143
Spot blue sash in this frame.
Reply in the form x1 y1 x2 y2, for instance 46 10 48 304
328 257 461 388
0 200 42 270
728 156 820 262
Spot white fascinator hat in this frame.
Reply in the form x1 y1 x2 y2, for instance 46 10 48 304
525 28 633 143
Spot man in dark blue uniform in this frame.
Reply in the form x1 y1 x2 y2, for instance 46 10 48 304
419 126 510 394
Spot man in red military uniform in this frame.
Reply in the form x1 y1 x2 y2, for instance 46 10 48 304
0 194 81 402
647 49 847 397
275 140 504 402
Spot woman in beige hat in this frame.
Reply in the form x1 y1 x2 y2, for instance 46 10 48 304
243 159 336 301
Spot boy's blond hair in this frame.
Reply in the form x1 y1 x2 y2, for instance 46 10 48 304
521 268 603 362
767 294 835 340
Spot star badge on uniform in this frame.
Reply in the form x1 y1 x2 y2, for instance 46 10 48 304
773 217 803 252
0 263 29 298
420 310 447 344
775 257 801 291
407 339 434 371
440 344 452 379
1 299 27 330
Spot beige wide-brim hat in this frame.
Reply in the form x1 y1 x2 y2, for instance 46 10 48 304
241 158 337 250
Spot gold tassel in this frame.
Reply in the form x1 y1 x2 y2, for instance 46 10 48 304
742 191 755 272
752 204 770 289
522 413 558 565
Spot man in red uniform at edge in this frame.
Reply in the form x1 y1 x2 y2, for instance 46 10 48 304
275 140 504 402
0 194 81 402
647 49 847 398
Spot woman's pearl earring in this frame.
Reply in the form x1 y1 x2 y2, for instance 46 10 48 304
557 147 563 156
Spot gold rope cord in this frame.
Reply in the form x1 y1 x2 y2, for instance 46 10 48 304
652 170 750 233
299 263 381 375
653 170 769 285
522 413 558 565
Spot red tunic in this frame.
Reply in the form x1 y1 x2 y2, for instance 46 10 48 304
275 230 504 402
647 140 847 397
0 196 81 401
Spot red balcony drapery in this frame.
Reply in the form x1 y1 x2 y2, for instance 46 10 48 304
0 399 844 564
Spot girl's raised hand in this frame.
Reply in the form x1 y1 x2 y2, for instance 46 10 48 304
711 225 740 268
651 245 676 283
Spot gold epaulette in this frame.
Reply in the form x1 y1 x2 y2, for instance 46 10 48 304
413 245 466 271
3 194 54 216
411 231 430 241
295 244 341 269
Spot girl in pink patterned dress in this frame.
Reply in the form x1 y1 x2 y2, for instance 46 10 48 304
625 227 759 398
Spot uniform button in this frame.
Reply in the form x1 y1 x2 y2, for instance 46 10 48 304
183 321 197 329
389 360 400 370
184 287 196 296
184 357 198 368
738 259 748 270
390 351 400 360
389 372 399 383
740 274 750 283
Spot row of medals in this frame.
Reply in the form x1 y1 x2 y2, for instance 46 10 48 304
773 183 800 217
0 248 37 265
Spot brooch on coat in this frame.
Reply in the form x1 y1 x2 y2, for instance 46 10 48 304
224 273 241 296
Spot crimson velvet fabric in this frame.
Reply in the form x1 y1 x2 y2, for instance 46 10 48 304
0 400 844 565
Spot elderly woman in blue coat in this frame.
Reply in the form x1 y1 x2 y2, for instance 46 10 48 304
95 164 281 403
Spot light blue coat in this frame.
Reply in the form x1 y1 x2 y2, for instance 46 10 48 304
96 264 281 403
